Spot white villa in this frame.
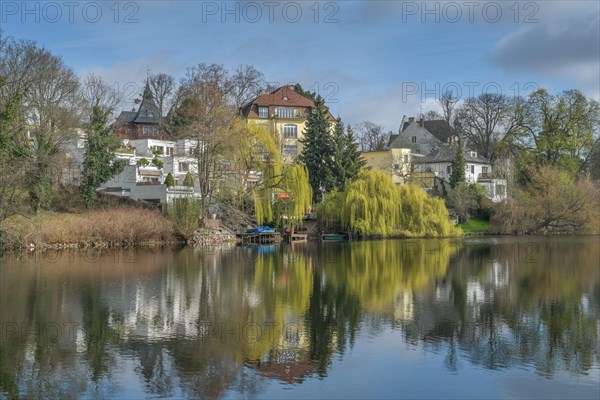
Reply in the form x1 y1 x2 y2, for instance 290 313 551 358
412 144 507 202
99 138 201 204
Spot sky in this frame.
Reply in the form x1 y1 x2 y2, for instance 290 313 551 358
1 0 599 132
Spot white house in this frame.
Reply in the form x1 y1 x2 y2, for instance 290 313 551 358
413 144 507 202
99 138 201 204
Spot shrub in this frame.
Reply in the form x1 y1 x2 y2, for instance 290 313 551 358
151 157 164 169
490 197 527 234
137 158 149 167
167 198 201 239
1 207 177 250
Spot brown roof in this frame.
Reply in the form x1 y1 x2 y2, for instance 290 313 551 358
241 85 336 121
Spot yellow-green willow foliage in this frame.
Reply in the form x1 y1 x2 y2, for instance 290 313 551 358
324 239 457 312
249 123 282 225
398 183 459 237
321 169 460 237
282 164 312 222
254 163 312 225
253 189 273 225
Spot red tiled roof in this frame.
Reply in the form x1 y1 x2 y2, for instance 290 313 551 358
254 85 315 107
241 85 336 121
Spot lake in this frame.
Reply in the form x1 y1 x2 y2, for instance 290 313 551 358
1 236 599 399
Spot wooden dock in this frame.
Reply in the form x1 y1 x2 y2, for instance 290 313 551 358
236 232 281 244
284 232 308 243
321 233 349 241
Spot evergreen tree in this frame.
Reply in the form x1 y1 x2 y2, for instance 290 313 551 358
80 105 124 207
449 135 466 189
299 95 334 203
183 171 195 187
331 118 365 191
164 172 175 187
293 83 316 102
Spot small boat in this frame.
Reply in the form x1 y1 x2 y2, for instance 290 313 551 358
246 226 276 234
321 233 349 241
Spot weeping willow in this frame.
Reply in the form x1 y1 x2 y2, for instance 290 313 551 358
282 164 312 222
249 123 283 225
321 169 460 237
254 163 312 225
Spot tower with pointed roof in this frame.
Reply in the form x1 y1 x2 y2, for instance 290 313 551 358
115 81 169 140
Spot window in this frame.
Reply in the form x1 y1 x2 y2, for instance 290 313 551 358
283 124 298 138
470 165 475 174
403 154 409 164
166 147 174 156
143 126 159 136
446 165 451 174
275 107 299 119
258 106 268 118
482 166 489 174
126 128 132 134
470 151 477 157
411 136 417 143
283 144 298 157
179 162 189 172
151 146 164 155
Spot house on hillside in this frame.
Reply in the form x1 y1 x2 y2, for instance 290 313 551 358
115 82 170 140
412 144 507 202
99 88 200 204
99 137 200 204
389 116 455 155
240 85 337 159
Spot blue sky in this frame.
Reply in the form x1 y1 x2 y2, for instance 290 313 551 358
2 0 599 131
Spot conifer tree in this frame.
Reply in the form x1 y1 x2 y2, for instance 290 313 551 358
331 118 365 191
299 95 334 203
80 105 124 207
449 135 466 189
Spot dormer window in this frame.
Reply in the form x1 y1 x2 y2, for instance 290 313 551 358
283 96 288 101
470 151 477 157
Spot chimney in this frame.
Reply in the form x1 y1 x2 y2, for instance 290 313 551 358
419 116 424 127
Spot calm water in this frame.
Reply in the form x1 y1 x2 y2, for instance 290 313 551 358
1 236 599 399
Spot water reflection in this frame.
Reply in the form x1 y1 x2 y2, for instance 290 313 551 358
1 237 598 398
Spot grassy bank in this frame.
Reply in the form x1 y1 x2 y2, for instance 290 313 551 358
1 207 179 252
458 218 492 234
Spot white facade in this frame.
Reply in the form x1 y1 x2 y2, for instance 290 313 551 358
414 160 492 184
413 149 508 202
99 138 201 204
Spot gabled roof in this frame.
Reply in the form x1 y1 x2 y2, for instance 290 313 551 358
416 144 490 164
401 119 455 143
117 82 163 125
240 85 336 121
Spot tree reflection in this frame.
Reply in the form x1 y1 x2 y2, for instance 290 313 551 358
0 237 598 398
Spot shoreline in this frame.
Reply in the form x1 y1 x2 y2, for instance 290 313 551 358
3 231 597 256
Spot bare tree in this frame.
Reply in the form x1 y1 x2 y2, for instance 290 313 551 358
231 65 265 109
82 74 124 119
437 89 459 127
425 110 442 120
147 72 176 119
456 93 525 161
170 64 236 215
354 121 388 152
21 45 82 212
